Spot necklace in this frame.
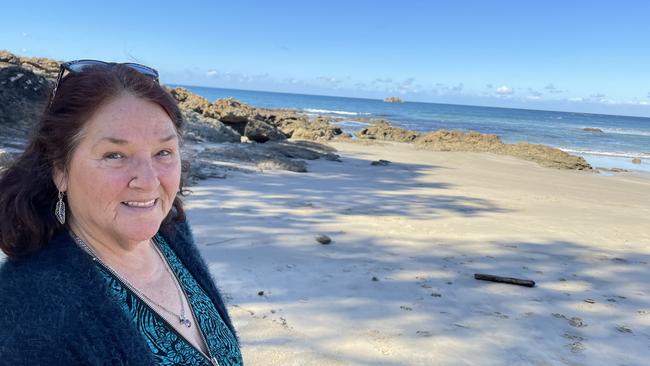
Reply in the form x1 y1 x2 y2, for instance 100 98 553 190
71 233 193 328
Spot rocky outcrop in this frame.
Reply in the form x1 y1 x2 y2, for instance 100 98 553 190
632 158 641 164
414 130 592 170
0 50 60 79
500 143 592 170
182 110 240 143
168 88 343 141
244 118 286 143
289 116 343 141
414 130 503 152
183 140 340 182
383 96 403 103
212 98 261 123
0 66 51 139
356 121 420 142
168 87 211 115
583 128 604 133
169 89 261 135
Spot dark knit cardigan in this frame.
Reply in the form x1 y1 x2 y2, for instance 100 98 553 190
0 221 238 365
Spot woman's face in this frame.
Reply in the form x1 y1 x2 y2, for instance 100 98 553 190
55 93 181 245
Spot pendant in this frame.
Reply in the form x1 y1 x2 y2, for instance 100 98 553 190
180 316 192 328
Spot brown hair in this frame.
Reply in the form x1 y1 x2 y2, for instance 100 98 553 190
0 64 186 260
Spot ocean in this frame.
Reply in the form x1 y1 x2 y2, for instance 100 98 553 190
176 85 650 173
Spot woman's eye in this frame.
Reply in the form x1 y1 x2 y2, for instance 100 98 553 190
104 152 124 160
157 149 173 157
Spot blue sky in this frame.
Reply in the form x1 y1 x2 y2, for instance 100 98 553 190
2 0 650 116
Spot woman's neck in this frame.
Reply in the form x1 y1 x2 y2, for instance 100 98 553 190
69 220 162 281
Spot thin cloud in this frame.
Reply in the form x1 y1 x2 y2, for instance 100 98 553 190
496 85 514 95
373 77 393 84
528 88 542 97
449 83 464 93
316 76 342 88
544 83 566 94
205 69 271 84
486 83 493 89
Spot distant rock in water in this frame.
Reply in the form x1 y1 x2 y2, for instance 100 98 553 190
583 127 604 133
631 158 641 164
383 96 403 103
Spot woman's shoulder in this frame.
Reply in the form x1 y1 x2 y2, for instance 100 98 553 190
0 230 96 312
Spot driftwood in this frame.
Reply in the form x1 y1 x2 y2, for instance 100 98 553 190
474 273 535 287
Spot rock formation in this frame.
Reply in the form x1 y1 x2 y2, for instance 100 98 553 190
356 121 420 142
413 130 591 170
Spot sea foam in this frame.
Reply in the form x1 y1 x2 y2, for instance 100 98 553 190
303 108 370 116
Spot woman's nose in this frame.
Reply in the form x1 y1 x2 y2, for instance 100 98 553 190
128 156 159 190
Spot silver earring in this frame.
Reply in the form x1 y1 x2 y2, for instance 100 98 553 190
55 191 66 224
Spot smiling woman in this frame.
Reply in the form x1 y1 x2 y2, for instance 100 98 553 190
0 62 242 365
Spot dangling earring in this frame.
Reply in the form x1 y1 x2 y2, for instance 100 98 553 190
55 191 66 224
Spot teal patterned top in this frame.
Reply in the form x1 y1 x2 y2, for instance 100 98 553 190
93 235 243 366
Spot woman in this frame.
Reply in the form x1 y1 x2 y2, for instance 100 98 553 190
0 60 243 365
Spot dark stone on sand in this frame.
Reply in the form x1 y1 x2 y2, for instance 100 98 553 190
569 317 587 328
372 276 379 282
316 234 332 245
616 325 632 333
323 153 342 162
371 159 391 166
257 291 265 296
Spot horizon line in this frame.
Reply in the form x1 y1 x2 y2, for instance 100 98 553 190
167 83 650 120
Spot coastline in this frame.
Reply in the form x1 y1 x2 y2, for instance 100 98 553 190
2 51 650 364
187 140 650 365
176 83 650 174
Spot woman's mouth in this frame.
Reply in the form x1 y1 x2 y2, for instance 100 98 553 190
121 199 157 208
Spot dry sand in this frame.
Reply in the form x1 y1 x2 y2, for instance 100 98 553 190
186 140 650 366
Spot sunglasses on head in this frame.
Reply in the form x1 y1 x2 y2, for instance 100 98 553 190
49 60 160 107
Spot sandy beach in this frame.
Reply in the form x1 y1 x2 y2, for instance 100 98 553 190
186 140 650 366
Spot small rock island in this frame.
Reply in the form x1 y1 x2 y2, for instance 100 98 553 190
383 96 403 103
